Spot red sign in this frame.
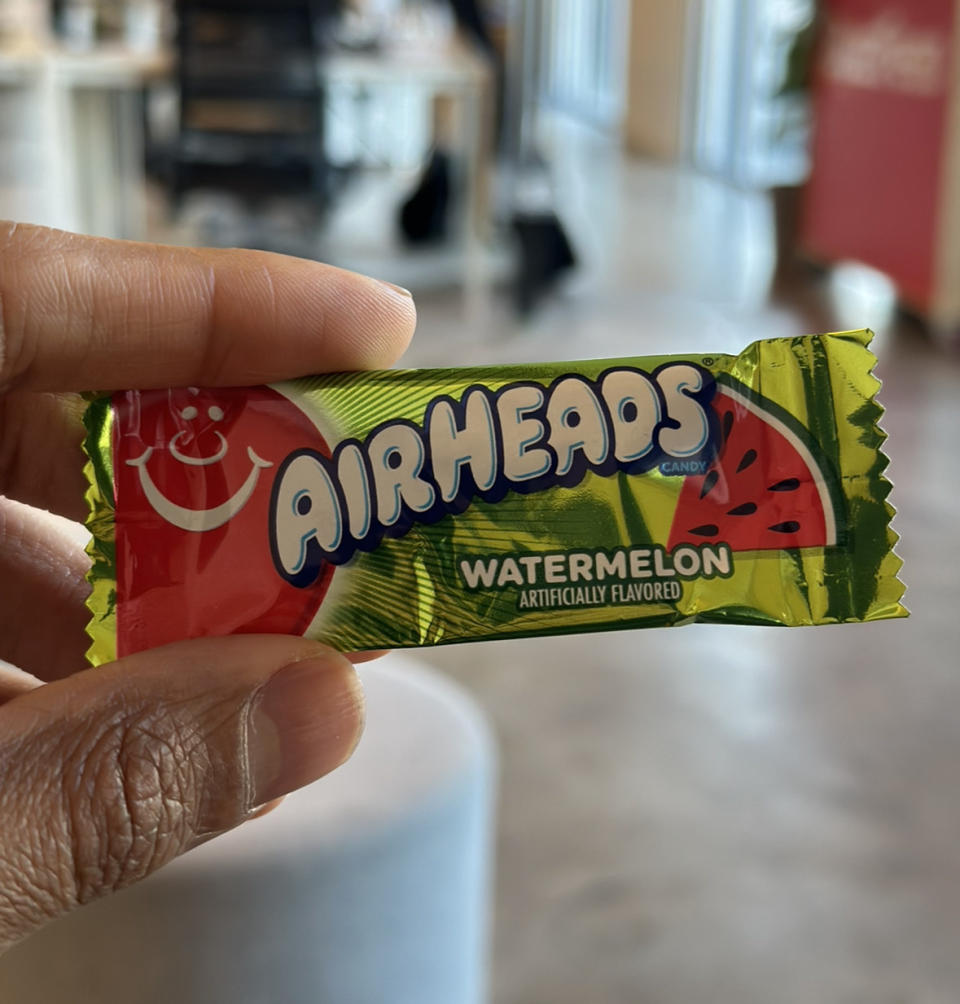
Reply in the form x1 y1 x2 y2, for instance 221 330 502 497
802 0 956 308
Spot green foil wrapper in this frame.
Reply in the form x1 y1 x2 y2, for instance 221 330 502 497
84 329 906 666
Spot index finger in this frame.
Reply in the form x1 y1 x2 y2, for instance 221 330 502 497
0 223 416 392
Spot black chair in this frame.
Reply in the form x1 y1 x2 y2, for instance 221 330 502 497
171 0 340 212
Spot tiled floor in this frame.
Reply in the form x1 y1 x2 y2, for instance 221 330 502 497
398 129 960 1002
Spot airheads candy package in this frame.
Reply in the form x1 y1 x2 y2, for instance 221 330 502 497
83 329 906 665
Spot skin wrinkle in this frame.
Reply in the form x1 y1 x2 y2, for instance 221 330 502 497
118 750 165 881
115 724 193 886
95 257 134 361
0 499 26 557
199 261 237 386
216 261 282 383
57 705 117 904
71 721 136 902
70 253 113 383
190 259 219 385
0 500 89 604
0 851 50 940
153 255 225 388
115 717 179 887
0 731 80 936
146 255 210 344
114 249 206 381
343 280 399 364
0 221 33 392
42 251 81 358
63 705 198 904
5 710 101 927
177 256 231 387
2 246 72 391
76 684 256 845
261 263 280 333
0 884 25 922
19 394 86 518
0 393 86 517
0 503 91 675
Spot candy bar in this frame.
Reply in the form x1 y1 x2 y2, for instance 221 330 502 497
83 329 906 664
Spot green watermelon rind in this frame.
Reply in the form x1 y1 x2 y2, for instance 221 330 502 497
713 373 847 550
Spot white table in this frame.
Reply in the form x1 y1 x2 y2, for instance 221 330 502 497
0 43 170 239
46 45 171 239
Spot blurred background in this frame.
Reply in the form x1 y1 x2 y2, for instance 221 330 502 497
1 0 959 1001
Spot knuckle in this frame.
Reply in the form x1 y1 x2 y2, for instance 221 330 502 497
0 221 29 389
0 222 77 389
0 692 248 950
63 707 207 903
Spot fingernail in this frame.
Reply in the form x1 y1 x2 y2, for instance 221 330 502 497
246 654 365 807
247 797 286 822
377 279 413 298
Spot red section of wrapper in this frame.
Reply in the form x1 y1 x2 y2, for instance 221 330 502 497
112 386 333 657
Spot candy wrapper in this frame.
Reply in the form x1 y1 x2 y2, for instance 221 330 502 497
83 329 906 665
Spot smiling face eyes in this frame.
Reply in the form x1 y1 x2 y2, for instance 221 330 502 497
180 405 225 422
169 401 231 461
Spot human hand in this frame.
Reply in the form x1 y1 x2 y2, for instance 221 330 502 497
0 223 416 953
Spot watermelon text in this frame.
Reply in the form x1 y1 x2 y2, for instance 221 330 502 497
459 543 733 591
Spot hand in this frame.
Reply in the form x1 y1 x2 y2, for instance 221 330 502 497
0 223 416 953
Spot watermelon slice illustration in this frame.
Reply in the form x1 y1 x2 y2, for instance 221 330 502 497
667 379 840 551
113 385 334 657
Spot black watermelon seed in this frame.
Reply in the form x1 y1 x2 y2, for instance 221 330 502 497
689 524 720 537
700 470 719 499
769 521 801 534
736 449 757 473
727 502 757 516
769 478 800 492
721 410 734 444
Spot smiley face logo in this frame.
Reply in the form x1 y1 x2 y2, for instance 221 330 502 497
112 385 336 657
126 398 273 532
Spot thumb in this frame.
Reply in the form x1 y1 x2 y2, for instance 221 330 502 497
0 635 364 954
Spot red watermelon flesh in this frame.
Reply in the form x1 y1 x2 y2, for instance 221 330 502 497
113 386 334 657
667 385 836 551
